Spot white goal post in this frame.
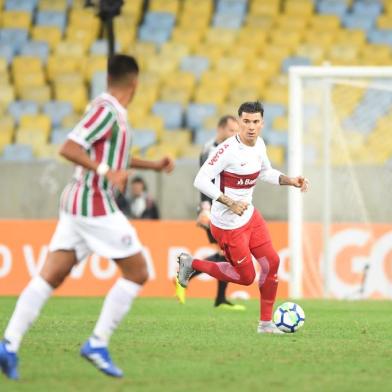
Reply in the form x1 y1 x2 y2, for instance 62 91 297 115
288 66 392 299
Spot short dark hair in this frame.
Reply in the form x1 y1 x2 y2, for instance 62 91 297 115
238 101 264 117
108 54 139 85
131 176 147 190
217 115 237 128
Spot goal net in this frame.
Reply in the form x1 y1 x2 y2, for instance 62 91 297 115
288 67 392 299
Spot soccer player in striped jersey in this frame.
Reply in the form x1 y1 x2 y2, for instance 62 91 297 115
175 115 245 310
0 54 174 380
177 101 309 334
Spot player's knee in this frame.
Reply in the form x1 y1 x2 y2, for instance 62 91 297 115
241 268 256 286
268 251 280 275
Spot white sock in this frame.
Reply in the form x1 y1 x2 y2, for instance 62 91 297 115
260 320 273 326
4 276 53 352
90 278 141 347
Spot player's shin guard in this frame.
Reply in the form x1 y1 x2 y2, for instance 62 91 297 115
4 276 53 352
256 251 280 321
91 278 141 347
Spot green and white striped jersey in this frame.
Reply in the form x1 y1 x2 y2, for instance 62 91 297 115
60 93 132 217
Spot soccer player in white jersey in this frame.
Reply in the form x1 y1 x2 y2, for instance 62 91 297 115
177 101 309 334
0 54 174 380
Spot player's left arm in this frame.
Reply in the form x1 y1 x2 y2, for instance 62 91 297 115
129 156 175 173
279 174 310 192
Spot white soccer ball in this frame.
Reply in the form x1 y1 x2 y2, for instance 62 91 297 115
273 302 305 333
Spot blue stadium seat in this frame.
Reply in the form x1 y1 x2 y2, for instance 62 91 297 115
20 41 49 63
216 0 247 15
186 104 217 129
343 14 375 31
5 0 37 12
144 12 176 29
0 29 29 53
265 131 288 147
132 130 157 150
180 56 210 79
263 104 286 127
51 128 70 144
1 143 34 161
194 128 215 145
367 29 392 45
282 56 312 73
8 101 39 123
138 25 172 46
90 71 107 99
317 0 348 17
44 101 73 128
352 2 382 18
36 11 67 32
0 43 14 64
152 102 183 129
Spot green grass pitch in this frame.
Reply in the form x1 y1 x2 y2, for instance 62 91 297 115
0 297 391 391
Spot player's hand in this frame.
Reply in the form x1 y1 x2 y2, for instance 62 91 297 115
291 176 310 192
230 201 249 216
155 156 175 173
106 169 129 193
196 209 210 229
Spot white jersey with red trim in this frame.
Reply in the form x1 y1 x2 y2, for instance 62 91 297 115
194 134 282 229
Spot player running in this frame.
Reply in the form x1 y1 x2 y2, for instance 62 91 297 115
177 101 309 334
175 115 245 311
0 54 174 380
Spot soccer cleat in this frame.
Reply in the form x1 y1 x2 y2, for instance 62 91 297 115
80 340 123 378
215 303 246 311
175 277 186 304
177 253 195 288
0 340 19 380
257 321 285 335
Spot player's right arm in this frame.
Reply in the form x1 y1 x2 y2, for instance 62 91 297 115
60 105 128 193
193 144 248 216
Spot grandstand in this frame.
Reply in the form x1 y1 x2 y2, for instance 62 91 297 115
0 0 391 166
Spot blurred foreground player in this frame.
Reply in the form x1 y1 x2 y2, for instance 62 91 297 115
0 54 174 380
175 115 245 311
177 101 309 334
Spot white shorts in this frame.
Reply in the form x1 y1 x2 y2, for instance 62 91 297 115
49 211 143 262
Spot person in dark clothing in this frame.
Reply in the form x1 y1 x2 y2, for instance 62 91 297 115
175 115 246 310
116 176 159 219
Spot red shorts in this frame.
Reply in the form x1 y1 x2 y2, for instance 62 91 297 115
210 209 272 266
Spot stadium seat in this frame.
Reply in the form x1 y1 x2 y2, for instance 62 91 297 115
194 128 215 145
317 0 348 18
132 130 157 150
36 10 67 32
0 43 14 64
152 102 184 129
0 128 13 153
18 85 51 104
367 29 392 46
343 14 375 32
5 0 36 12
19 113 51 135
1 10 31 29
0 84 15 110
1 143 34 160
43 101 73 128
8 101 39 123
90 71 107 99
55 40 86 57
51 127 70 144
19 41 49 63
0 28 28 53
54 83 88 112
38 0 68 12
31 25 62 50
186 103 217 129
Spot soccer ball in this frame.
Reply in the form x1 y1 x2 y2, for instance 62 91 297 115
273 302 305 333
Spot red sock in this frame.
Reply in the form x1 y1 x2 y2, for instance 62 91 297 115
252 244 280 321
192 259 255 286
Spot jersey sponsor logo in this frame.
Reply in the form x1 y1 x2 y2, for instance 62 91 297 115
208 143 230 165
220 170 260 190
